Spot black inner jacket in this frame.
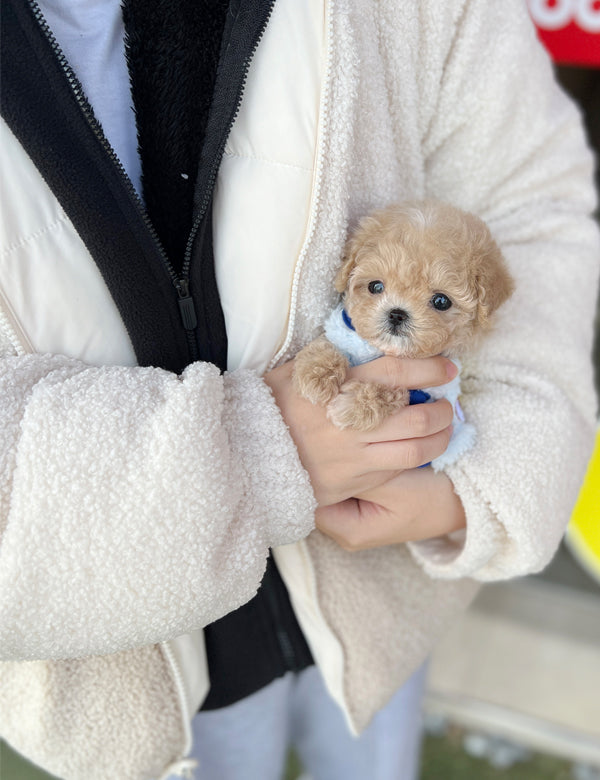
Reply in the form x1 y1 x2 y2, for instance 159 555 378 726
1 0 313 710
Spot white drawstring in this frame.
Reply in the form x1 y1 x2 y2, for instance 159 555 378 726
158 757 198 780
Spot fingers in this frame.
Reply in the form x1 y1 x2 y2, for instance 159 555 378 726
363 398 454 443
366 425 453 471
315 493 420 551
265 357 455 506
315 469 467 551
348 355 456 390
314 500 370 552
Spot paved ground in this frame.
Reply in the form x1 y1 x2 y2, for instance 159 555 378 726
425 543 600 769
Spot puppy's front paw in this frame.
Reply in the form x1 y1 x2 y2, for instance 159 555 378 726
327 380 409 431
293 336 349 406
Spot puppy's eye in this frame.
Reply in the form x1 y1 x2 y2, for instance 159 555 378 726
368 280 385 295
431 293 452 311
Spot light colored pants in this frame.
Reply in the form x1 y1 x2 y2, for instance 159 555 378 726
171 664 426 780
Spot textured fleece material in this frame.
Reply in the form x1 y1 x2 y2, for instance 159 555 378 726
275 0 599 730
0 354 315 659
0 0 599 776
0 646 184 780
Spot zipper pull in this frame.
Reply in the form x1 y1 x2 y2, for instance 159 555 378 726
175 279 198 330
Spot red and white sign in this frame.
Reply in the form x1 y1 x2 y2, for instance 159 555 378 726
527 0 600 66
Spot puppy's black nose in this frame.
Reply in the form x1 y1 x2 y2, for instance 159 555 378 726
388 308 409 326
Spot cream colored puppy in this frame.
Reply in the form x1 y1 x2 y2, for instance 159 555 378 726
293 200 514 433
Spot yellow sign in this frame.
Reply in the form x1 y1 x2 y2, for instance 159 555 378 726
566 428 600 584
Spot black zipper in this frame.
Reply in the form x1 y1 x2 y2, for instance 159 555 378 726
262 560 299 671
180 2 276 281
29 0 276 367
177 0 303 677
27 0 304 681
24 0 190 362
25 3 166 266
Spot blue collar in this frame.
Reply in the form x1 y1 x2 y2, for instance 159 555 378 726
341 308 355 331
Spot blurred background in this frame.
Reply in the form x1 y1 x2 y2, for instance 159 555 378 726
421 3 600 779
1 2 599 779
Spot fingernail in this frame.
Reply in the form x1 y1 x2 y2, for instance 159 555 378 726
446 360 458 379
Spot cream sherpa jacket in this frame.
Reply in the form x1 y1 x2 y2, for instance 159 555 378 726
1 0 599 778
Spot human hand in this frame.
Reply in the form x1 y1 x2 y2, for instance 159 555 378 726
314 467 466 550
264 355 456 507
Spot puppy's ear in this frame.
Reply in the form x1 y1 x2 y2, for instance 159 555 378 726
465 215 515 326
474 238 515 326
335 233 362 293
336 212 385 293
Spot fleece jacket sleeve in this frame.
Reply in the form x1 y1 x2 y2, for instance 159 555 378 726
0 348 316 660
407 0 600 580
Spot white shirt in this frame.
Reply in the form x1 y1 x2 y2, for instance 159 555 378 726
37 0 142 196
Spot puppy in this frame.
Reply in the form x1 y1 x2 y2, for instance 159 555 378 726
293 200 514 464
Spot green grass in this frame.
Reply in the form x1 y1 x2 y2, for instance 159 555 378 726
420 729 573 780
1 742 58 780
1 735 577 780
284 749 304 780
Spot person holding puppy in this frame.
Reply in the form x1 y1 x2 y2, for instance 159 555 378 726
1 1 598 780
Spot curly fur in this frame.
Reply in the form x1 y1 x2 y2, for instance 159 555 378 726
293 200 514 431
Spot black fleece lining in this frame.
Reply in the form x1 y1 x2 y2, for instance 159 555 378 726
123 0 230 269
186 0 314 710
1 0 191 373
2 0 313 711
201 556 314 710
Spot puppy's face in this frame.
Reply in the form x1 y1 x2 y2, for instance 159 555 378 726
335 202 514 358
